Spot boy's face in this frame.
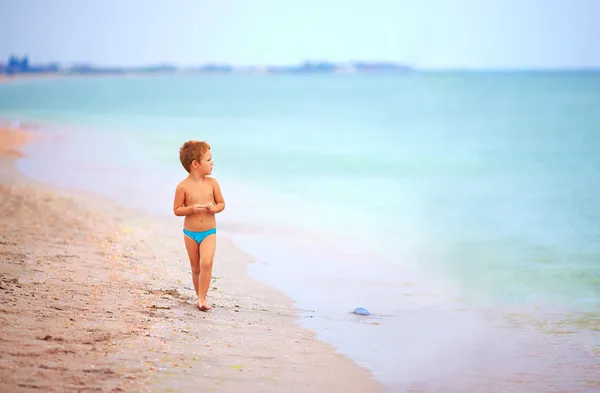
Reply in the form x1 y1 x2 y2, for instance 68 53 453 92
193 151 213 175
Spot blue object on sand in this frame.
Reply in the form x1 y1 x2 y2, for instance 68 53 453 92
352 307 370 316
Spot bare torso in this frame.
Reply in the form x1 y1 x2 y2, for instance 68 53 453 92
181 177 216 231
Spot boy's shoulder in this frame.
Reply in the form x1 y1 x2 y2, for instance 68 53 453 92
176 177 191 188
205 176 220 185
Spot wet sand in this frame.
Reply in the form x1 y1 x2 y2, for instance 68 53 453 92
0 124 36 158
0 125 384 392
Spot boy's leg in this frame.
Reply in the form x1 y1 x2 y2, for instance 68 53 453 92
198 234 216 310
183 235 201 299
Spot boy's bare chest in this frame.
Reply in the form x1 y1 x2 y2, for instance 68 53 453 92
185 183 214 204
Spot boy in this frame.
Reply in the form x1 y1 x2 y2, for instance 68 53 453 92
173 141 225 311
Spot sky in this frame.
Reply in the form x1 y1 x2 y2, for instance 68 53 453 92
0 0 599 69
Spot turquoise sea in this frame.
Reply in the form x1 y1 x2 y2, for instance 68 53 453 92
2 73 599 390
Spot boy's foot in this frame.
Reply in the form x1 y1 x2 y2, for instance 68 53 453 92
197 301 211 312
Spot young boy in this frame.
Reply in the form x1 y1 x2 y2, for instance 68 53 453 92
173 141 225 311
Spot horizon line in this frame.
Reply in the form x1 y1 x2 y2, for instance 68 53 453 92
2 55 600 72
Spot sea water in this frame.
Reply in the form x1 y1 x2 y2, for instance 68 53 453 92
2 73 600 388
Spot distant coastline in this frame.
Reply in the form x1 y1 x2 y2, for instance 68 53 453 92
0 55 413 78
3 56 598 82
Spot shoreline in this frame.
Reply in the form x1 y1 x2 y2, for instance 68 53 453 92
2 114 600 391
0 124 385 391
0 122 38 158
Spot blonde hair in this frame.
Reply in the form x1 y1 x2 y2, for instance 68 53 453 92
179 140 211 172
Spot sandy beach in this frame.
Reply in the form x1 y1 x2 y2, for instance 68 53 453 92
2 118 599 393
0 125 384 392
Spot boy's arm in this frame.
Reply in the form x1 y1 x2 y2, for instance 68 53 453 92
173 184 193 216
212 178 226 213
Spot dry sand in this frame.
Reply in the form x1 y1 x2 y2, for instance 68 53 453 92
0 126 384 392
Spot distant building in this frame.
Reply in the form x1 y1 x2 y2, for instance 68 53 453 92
3 55 60 74
6 55 26 74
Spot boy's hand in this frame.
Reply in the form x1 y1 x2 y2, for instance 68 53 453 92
205 202 215 213
191 204 205 213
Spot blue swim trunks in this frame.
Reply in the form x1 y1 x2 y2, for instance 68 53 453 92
183 228 216 244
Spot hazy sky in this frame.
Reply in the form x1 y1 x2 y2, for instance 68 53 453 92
1 0 598 69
